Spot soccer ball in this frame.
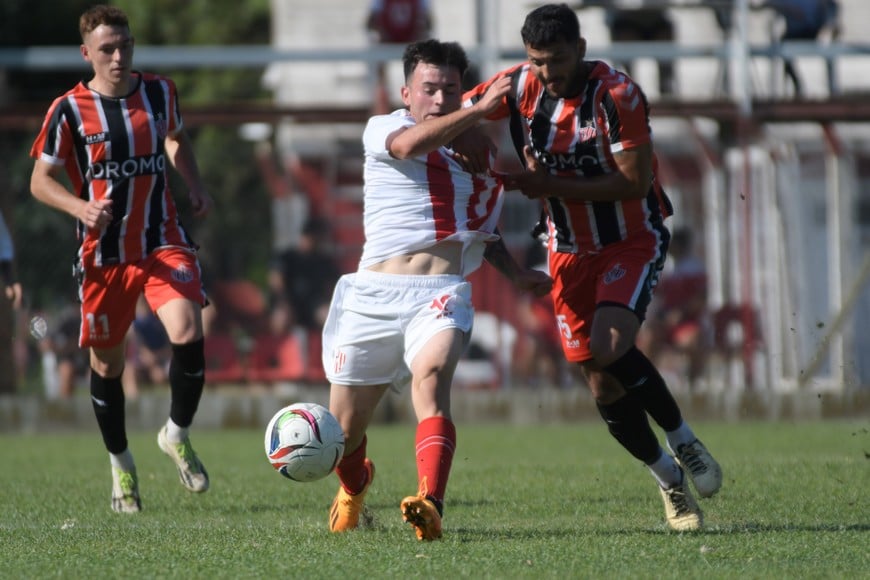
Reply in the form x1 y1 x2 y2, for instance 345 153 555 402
264 402 345 482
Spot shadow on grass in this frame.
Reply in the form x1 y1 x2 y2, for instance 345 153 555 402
692 522 870 534
429 521 870 542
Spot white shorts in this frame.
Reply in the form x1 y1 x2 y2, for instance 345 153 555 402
322 269 474 390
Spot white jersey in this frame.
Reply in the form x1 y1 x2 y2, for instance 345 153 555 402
359 109 504 277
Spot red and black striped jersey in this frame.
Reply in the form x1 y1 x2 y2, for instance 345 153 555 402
464 60 673 255
30 72 196 266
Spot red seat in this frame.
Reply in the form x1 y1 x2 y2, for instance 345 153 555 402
305 330 327 384
204 333 246 384
248 334 306 383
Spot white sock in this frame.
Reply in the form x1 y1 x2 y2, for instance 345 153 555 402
665 421 697 451
164 418 189 444
647 450 683 489
110 449 136 472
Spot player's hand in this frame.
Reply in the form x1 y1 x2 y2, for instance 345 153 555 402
4 282 22 309
79 198 114 230
475 76 512 117
451 127 494 175
188 187 213 218
501 146 551 199
514 268 553 297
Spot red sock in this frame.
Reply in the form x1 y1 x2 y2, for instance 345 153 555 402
336 435 368 495
415 417 456 504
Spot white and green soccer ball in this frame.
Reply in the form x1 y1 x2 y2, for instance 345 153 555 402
264 402 345 482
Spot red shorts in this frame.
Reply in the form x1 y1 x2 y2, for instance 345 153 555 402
77 247 206 348
549 235 666 362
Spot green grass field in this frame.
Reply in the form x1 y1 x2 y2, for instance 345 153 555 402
1 420 868 579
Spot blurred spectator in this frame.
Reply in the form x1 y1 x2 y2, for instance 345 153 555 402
124 295 171 395
638 228 710 389
248 298 306 384
512 236 570 388
255 141 311 258
366 0 433 114
0 209 21 393
268 216 341 331
762 0 841 96
604 2 676 96
40 303 88 400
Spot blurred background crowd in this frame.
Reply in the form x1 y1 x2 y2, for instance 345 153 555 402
1 0 869 399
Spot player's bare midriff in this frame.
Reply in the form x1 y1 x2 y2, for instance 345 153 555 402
366 240 463 276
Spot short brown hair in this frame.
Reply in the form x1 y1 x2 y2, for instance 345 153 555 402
79 5 129 41
402 39 469 82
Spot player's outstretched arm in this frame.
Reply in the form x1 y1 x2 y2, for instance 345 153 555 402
484 233 552 297
389 76 512 160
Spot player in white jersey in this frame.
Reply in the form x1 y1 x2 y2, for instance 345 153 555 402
323 39 552 541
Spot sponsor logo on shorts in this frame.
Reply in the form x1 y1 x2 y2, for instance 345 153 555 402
172 264 194 283
430 294 453 319
603 263 626 285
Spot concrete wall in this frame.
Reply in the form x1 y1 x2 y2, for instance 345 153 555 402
2 385 867 433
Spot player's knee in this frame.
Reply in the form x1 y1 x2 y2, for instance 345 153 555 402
580 364 625 404
587 336 632 368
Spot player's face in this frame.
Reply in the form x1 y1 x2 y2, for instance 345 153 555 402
81 24 135 95
526 38 586 99
401 63 463 123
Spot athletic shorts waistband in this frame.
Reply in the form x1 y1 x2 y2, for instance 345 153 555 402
355 268 465 289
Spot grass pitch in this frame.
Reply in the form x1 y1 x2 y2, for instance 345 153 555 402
1 420 867 578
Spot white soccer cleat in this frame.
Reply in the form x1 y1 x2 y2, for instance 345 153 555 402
670 438 722 498
111 465 141 514
659 472 703 531
158 426 209 493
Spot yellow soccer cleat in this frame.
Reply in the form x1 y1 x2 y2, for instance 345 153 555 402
400 493 443 541
329 458 375 532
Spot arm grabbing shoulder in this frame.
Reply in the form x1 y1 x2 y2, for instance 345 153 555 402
388 76 512 160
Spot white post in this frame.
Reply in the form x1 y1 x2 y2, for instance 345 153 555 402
477 0 501 80
732 0 752 115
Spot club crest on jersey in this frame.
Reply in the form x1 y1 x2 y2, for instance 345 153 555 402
430 294 453 319
578 120 597 142
171 264 194 283
154 114 168 139
603 263 627 285
84 131 109 145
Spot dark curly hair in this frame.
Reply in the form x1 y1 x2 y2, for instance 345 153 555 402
521 3 580 48
402 39 469 82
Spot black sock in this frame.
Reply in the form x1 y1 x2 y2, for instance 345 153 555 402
427 495 444 517
596 395 661 464
168 339 205 428
603 347 682 432
90 371 127 454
